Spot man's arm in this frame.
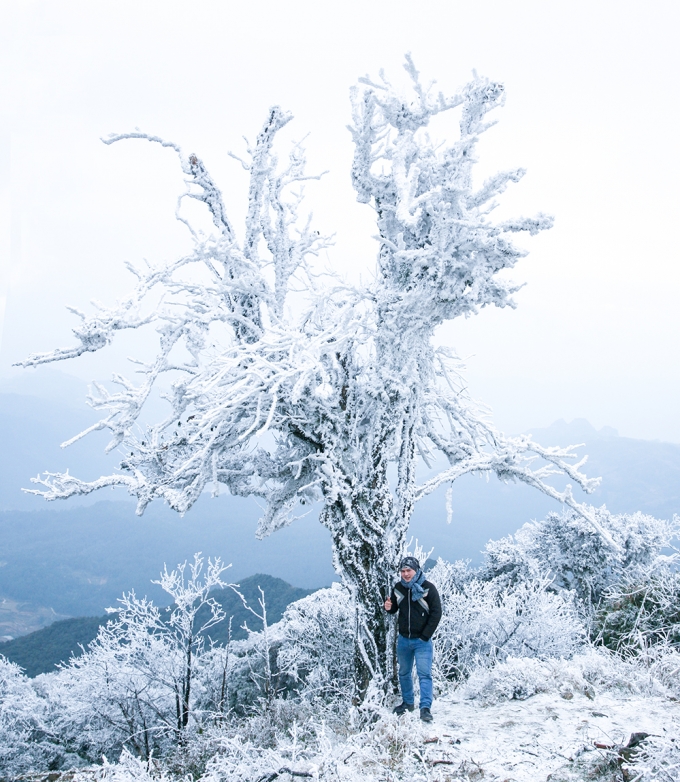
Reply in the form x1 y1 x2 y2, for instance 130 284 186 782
420 582 442 640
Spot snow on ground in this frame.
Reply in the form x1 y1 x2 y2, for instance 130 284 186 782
387 690 679 781
52 653 679 782
307 653 680 781
53 686 679 782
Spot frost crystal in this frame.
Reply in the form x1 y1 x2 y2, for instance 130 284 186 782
19 58 603 691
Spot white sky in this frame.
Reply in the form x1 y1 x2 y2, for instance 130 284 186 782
1 0 679 442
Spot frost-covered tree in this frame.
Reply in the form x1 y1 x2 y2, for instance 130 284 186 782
480 509 679 610
56 555 230 760
0 657 56 774
19 58 604 695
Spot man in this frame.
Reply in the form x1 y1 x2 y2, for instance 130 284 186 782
384 556 442 723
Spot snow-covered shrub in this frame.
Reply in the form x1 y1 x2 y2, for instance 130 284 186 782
462 646 654 705
462 656 557 703
200 733 314 782
203 585 355 736
566 645 646 694
48 555 231 763
428 563 585 684
630 733 680 782
640 645 680 699
593 570 680 657
218 621 295 719
0 656 57 775
277 583 354 700
424 556 475 593
72 749 170 782
568 644 680 700
480 509 678 611
51 606 182 762
201 709 443 782
197 642 233 724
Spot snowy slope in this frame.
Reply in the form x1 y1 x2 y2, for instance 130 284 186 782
63 658 679 782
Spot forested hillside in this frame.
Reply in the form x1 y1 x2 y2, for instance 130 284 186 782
0 574 313 676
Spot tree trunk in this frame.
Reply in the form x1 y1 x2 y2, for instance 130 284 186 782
322 485 406 702
318 381 418 701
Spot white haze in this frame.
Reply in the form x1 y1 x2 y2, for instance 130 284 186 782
0 0 679 444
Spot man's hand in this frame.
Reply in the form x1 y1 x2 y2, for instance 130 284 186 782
384 597 392 610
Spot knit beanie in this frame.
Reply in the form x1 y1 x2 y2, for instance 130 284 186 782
399 556 420 571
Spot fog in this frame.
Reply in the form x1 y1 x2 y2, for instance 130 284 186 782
1 0 679 441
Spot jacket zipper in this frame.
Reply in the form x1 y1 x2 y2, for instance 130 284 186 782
408 596 411 637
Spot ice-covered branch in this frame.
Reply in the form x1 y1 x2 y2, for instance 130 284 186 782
103 131 234 237
22 58 602 692
154 554 233 637
25 470 141 503
414 437 614 547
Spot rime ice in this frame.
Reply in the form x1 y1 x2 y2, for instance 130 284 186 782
19 59 605 691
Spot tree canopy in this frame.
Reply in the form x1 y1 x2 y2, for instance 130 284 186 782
19 58 605 691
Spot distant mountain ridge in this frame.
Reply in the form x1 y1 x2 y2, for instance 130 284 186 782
0 496 335 640
525 418 680 519
407 417 680 570
1 369 679 640
0 574 314 678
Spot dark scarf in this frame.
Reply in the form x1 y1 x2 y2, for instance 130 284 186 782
400 568 426 601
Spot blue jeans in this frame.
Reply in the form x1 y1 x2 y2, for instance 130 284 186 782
396 635 433 709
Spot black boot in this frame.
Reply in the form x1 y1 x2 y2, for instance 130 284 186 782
393 701 415 715
420 707 433 722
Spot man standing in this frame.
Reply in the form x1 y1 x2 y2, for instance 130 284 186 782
384 556 442 722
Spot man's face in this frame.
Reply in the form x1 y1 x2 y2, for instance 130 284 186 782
400 567 416 582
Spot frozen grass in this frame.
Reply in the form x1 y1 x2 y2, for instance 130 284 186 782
65 648 679 782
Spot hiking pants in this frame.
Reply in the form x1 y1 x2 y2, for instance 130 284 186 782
396 635 433 709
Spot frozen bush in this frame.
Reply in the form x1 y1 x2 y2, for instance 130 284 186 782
424 556 475 593
567 645 644 694
593 570 680 657
642 645 680 699
429 567 585 683
48 555 231 763
197 641 234 723
201 707 453 782
51 613 181 762
463 645 680 706
210 585 355 724
0 656 64 775
480 509 679 612
217 620 303 718
630 733 680 782
463 647 646 705
463 657 558 704
72 749 171 782
277 584 354 700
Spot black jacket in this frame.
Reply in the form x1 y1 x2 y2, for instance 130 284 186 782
386 578 442 641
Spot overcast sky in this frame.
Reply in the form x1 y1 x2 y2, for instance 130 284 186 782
1 0 679 442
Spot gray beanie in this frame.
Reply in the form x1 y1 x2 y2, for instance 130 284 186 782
399 556 420 572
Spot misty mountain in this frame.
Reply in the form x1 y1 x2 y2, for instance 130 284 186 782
0 392 113 512
0 496 334 630
0 367 163 512
1 369 679 639
528 418 680 518
0 574 314 677
409 418 680 563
